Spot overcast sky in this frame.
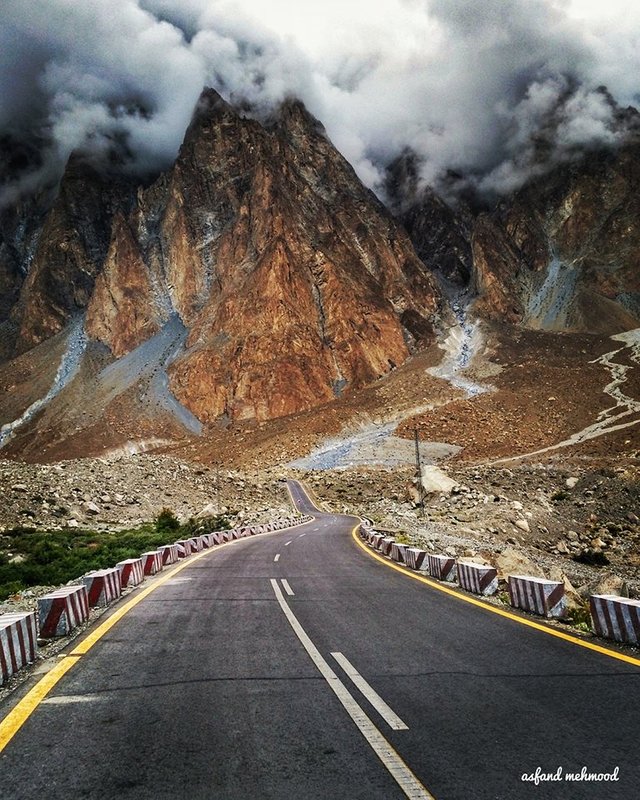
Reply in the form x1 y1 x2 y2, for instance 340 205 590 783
1 0 639 205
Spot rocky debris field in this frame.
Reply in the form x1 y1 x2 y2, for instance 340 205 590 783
0 454 292 532
297 461 640 602
397 327 640 463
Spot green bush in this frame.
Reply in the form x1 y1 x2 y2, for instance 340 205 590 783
183 515 231 536
155 508 180 534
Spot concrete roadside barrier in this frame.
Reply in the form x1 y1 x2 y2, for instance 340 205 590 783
188 536 203 553
0 612 38 685
37 585 90 638
590 595 640 645
83 568 122 608
360 528 375 545
508 575 566 619
175 540 192 559
159 544 179 565
390 542 408 564
210 531 226 545
141 551 163 576
427 555 457 582
379 537 395 556
457 562 498 596
405 548 428 571
116 558 144 589
371 533 384 550
199 534 212 548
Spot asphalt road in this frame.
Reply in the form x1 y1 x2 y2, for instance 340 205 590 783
1 479 638 799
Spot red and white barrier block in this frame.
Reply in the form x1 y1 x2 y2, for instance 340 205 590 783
142 551 163 576
0 612 38 685
508 576 566 619
379 537 395 556
159 544 179 565
175 540 192 559
427 555 457 583
188 537 203 553
37 585 90 638
390 542 408 564
405 548 428 571
83 568 122 608
116 558 144 589
371 533 384 550
590 595 640 645
457 562 498 596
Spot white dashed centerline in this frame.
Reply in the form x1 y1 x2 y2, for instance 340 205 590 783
269 579 434 800
285 540 292 546
331 652 409 731
274 554 280 562
281 579 294 596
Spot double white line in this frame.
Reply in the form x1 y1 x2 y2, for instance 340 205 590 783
269 579 434 800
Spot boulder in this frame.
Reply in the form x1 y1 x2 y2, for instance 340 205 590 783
549 567 585 614
578 572 629 599
195 503 218 519
420 466 458 496
492 547 545 580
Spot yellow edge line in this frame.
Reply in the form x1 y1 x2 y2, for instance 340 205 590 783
0 520 309 752
352 526 640 670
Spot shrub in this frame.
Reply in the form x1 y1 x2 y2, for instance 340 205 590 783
155 508 180 534
183 515 231 536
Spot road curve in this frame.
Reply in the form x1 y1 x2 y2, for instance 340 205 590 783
0 479 638 799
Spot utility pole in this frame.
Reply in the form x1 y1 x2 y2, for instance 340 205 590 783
414 426 425 516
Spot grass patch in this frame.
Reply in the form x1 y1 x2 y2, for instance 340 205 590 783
0 512 230 601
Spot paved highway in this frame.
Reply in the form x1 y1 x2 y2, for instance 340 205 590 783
1 479 638 799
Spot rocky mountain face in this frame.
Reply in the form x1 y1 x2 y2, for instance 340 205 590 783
472 143 640 333
392 136 640 334
386 153 474 286
155 92 441 423
0 89 442 430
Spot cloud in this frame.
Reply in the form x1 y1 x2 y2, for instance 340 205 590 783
1 0 639 206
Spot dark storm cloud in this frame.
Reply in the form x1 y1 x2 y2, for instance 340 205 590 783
0 0 638 206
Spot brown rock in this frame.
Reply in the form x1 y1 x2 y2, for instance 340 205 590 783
86 212 163 356
492 547 545 580
548 567 585 614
